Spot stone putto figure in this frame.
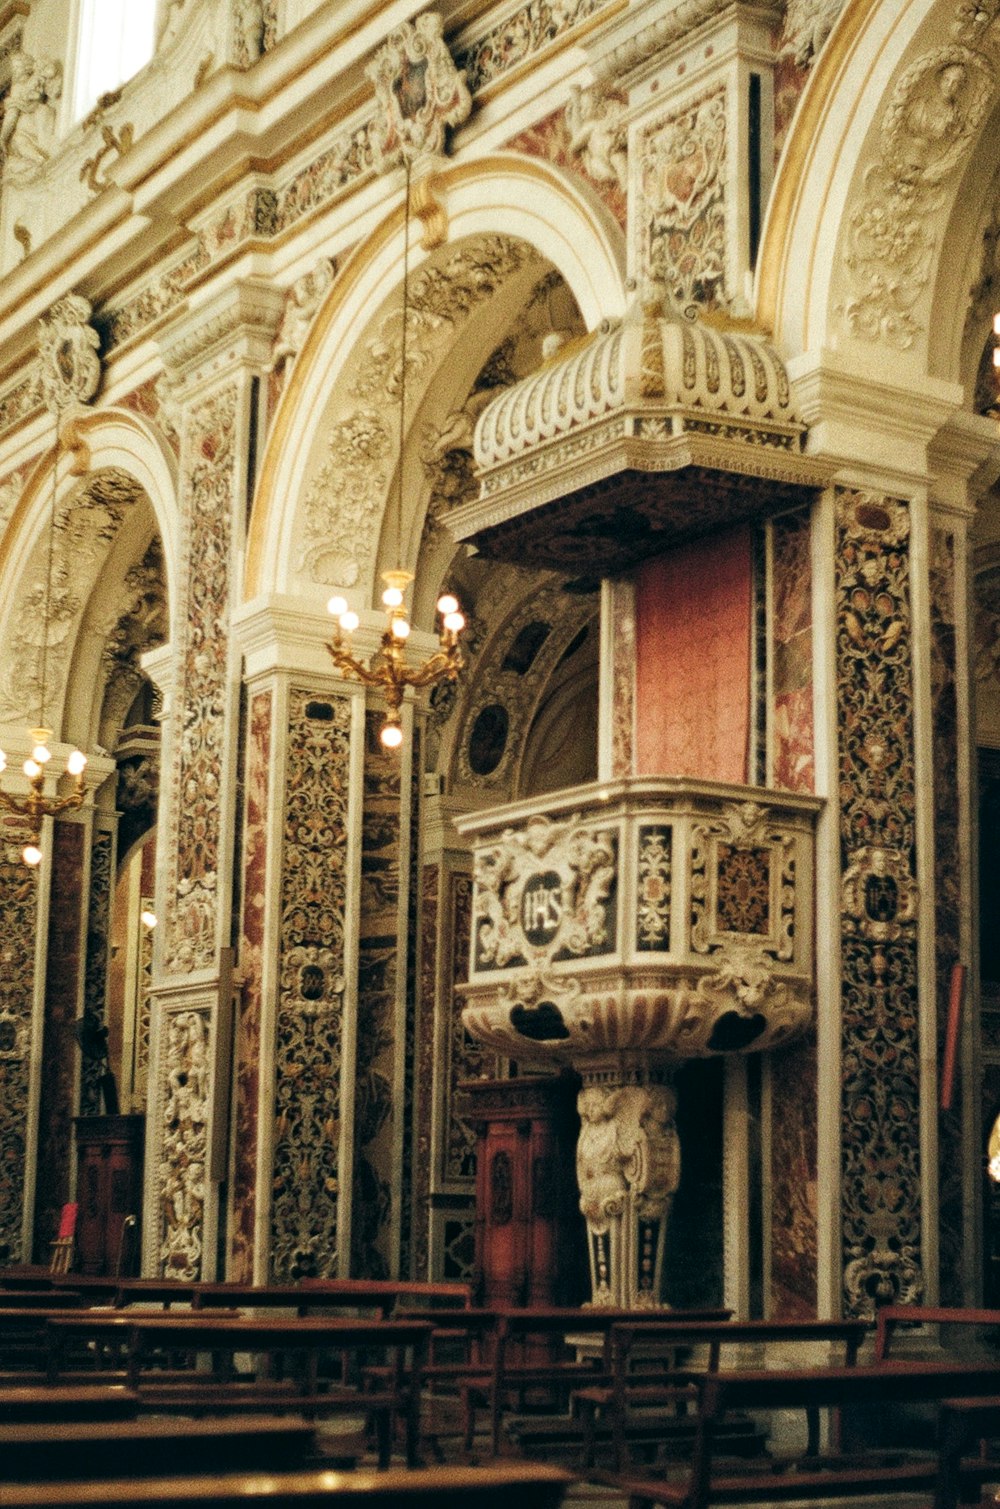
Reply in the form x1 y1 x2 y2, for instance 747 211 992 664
0 53 62 180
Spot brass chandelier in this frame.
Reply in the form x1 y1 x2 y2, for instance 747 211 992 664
0 415 88 865
327 156 465 749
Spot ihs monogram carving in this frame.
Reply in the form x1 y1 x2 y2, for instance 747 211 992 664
37 294 101 413
638 84 727 312
844 22 997 349
473 815 617 971
366 12 472 169
159 1010 210 1280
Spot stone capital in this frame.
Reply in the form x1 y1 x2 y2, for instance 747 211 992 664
157 280 286 393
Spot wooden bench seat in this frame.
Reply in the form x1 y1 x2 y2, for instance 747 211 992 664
0 1415 317 1482
933 1396 1000 1509
0 1384 141 1421
60 1314 434 1468
0 1462 573 1509
611 1358 1000 1509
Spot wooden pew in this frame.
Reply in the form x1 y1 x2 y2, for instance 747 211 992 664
41 1309 244 1383
57 1314 434 1468
0 1415 317 1482
614 1357 1000 1509
876 1303 1000 1361
576 1316 870 1470
933 1396 1000 1509
0 1462 574 1509
186 1279 470 1317
0 1384 140 1421
464 1305 730 1458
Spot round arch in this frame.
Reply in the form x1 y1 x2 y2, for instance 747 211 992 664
757 0 1000 381
246 153 627 603
0 406 178 745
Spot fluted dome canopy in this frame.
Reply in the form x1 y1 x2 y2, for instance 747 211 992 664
447 296 828 574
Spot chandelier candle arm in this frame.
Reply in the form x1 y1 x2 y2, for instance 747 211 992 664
327 572 465 748
0 728 88 866
323 154 466 749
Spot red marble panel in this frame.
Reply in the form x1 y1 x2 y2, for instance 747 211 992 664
230 688 271 1282
771 509 814 793
634 528 752 784
769 1029 818 1317
33 821 84 1260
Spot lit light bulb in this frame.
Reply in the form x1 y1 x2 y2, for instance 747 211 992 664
437 594 459 616
66 750 87 777
140 909 157 929
0 749 6 774
380 722 404 749
390 617 410 640
328 595 349 618
23 758 40 780
443 611 465 634
22 844 42 867
382 586 404 609
340 610 360 633
995 312 1000 335
32 741 51 765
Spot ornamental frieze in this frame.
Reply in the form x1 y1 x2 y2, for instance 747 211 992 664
834 486 922 1316
159 1009 211 1280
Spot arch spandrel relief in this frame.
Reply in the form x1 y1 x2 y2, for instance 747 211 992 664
0 466 144 734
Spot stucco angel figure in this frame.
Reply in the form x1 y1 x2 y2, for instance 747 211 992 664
0 53 62 179
566 84 628 191
272 258 336 371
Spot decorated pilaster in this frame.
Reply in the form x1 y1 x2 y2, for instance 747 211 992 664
145 280 283 1279
230 600 367 1283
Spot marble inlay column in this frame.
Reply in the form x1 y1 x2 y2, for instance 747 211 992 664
929 509 970 1305
32 818 87 1260
834 487 922 1316
232 597 368 1282
0 814 40 1262
767 506 818 1317
146 281 283 1280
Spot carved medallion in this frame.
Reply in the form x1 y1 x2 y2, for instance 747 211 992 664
37 294 101 413
366 12 471 169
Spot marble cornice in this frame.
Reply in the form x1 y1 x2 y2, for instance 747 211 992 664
588 0 781 86
789 349 967 483
157 281 286 386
